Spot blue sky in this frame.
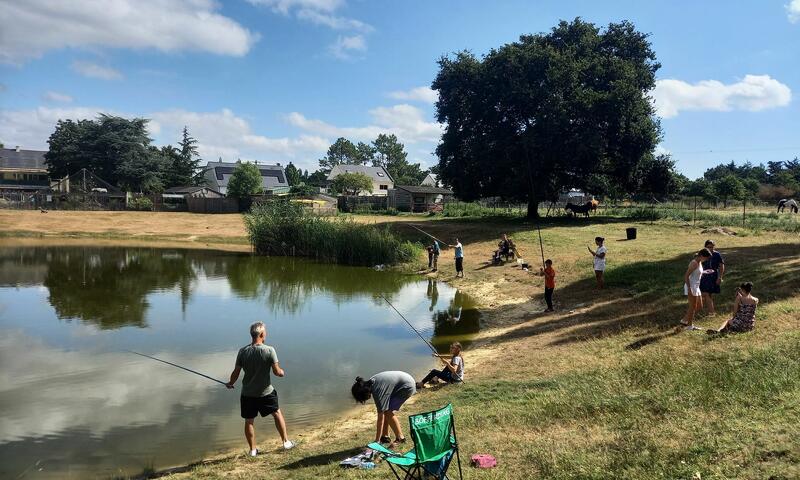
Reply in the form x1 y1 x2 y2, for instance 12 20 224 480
1 0 799 178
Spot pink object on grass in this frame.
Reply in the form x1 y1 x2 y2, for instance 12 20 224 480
470 454 497 468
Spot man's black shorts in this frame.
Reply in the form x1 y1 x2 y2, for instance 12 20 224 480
455 257 464 272
241 390 279 419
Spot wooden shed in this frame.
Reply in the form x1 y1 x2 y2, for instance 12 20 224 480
389 185 454 212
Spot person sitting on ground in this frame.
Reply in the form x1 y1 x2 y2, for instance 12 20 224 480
493 234 512 264
538 259 556 312
680 248 712 331
351 371 416 447
416 342 465 389
226 321 295 457
708 282 759 334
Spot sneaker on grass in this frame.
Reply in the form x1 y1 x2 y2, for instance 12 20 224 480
283 440 296 450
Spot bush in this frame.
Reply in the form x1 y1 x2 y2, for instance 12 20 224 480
227 162 263 198
128 197 153 211
245 199 420 266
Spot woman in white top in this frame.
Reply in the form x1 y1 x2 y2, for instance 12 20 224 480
680 248 712 330
587 236 607 289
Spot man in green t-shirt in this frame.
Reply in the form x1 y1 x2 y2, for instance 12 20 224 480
226 321 295 456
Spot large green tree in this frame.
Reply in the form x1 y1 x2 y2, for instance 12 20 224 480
164 126 204 186
434 19 661 217
713 174 746 207
226 162 263 198
284 162 302 186
45 114 155 188
371 133 426 185
319 137 364 169
331 172 373 196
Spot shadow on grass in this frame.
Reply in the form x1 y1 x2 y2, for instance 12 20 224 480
279 447 363 470
484 242 800 350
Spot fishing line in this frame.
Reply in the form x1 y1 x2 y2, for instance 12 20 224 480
125 350 227 386
408 224 447 246
378 294 439 354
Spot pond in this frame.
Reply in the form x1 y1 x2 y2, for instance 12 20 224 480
0 244 479 479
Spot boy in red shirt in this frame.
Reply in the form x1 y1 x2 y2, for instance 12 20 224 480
539 259 556 312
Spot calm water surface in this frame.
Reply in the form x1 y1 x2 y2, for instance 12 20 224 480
0 245 478 479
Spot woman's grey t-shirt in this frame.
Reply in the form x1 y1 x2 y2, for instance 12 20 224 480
369 371 416 412
236 344 278 398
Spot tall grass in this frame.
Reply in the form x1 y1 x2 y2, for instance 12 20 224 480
245 199 420 266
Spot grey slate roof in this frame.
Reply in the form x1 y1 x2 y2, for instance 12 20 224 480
203 161 289 190
0 148 47 170
326 165 394 183
394 185 454 195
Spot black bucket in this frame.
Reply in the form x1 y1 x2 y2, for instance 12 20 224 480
626 227 637 240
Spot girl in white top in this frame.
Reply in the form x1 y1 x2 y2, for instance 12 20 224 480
680 248 712 330
587 236 607 289
416 342 464 388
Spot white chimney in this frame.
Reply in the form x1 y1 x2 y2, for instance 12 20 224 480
15 145 20 152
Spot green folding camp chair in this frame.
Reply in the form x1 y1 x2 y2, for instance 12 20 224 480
367 403 463 480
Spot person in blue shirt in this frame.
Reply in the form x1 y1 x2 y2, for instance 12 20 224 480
449 238 464 278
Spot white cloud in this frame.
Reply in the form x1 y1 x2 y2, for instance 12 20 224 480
248 0 372 59
653 74 792 118
388 86 439 104
287 103 443 144
788 0 800 22
0 0 259 64
150 109 331 167
296 8 373 32
328 34 367 59
71 61 123 80
0 106 103 151
43 91 73 103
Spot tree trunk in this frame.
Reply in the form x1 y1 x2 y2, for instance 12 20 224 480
526 198 539 219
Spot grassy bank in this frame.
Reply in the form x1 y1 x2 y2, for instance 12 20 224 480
245 200 420 266
154 218 799 479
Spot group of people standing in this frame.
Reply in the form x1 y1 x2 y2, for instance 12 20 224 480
426 238 465 278
680 239 758 334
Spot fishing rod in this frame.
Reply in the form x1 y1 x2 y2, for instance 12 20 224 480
409 224 447 246
378 294 439 354
536 221 546 270
126 350 228 386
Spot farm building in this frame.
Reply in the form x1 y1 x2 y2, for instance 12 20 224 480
203 161 290 195
0 146 49 192
326 165 394 196
389 185 454 212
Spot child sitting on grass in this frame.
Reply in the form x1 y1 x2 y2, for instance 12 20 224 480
416 342 464 389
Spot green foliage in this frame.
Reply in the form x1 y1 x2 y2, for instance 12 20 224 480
127 196 153 211
700 159 800 202
284 162 302 186
226 162 263 198
245 199 420 265
331 172 373 195
168 126 204 187
371 133 426 185
434 18 661 217
290 184 318 196
46 114 154 187
713 174 746 207
635 154 682 199
319 137 364 169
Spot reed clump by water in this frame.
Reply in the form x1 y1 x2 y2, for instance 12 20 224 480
245 199 420 266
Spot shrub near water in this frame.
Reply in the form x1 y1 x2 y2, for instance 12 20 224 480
245 200 419 266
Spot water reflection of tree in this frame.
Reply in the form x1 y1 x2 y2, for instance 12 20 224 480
429 287 480 351
225 257 414 314
42 247 197 328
